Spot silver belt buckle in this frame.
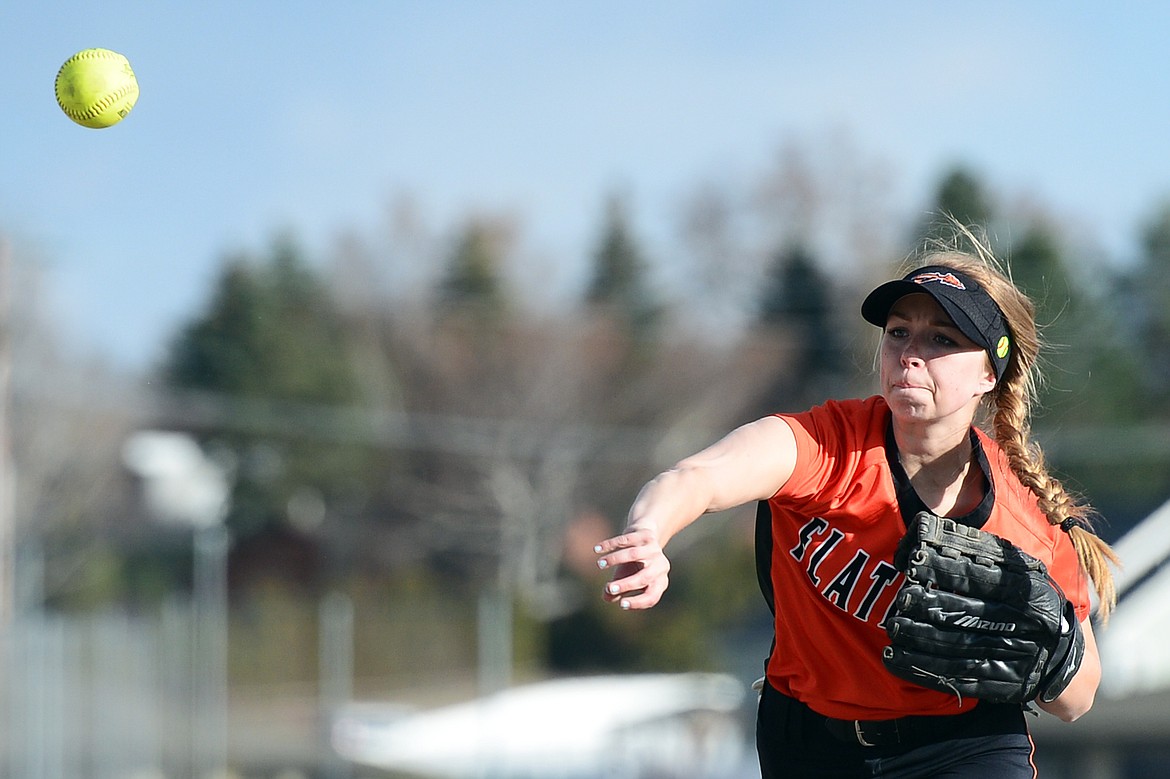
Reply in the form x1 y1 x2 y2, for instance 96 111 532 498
854 721 877 747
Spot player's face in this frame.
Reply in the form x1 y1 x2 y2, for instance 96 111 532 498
879 294 997 425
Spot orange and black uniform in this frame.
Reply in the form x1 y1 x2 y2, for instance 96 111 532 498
753 396 1090 777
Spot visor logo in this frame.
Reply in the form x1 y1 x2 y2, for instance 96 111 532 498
912 271 965 290
996 335 1011 359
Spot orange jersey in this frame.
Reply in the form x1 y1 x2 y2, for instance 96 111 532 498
756 395 1091 721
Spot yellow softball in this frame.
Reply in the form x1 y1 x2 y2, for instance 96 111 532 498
55 48 139 129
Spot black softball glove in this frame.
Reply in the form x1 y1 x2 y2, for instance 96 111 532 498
882 511 1084 705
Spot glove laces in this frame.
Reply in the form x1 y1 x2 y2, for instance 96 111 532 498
910 665 965 708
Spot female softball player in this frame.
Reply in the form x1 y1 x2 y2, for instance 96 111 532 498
594 227 1118 778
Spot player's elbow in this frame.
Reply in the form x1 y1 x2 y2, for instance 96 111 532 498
1046 690 1096 723
1039 662 1100 722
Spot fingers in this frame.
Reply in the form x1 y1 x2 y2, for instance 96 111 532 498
593 526 655 556
593 528 658 577
594 528 669 610
605 573 668 610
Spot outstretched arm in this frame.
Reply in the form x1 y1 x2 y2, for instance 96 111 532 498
593 415 798 610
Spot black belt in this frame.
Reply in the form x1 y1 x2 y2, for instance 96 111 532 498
823 706 988 749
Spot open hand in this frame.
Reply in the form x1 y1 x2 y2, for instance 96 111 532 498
593 526 671 610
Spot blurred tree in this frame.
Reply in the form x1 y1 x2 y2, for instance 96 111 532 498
162 235 369 552
586 194 660 337
758 243 829 328
1129 202 1170 408
915 166 994 246
336 224 779 673
166 237 358 405
438 217 510 317
675 180 758 339
1008 222 1139 417
1008 223 1074 335
0 237 142 612
751 243 851 411
752 133 901 282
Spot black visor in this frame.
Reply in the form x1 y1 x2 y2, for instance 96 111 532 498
862 265 1011 379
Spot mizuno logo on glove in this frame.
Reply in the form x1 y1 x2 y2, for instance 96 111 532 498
949 614 1018 632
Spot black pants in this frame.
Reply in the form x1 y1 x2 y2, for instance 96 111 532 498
756 681 1036 778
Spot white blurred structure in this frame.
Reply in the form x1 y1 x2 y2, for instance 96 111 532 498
331 673 750 778
121 430 233 778
121 431 232 528
1096 496 1170 698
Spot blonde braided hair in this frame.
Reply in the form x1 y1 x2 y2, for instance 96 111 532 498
909 226 1120 620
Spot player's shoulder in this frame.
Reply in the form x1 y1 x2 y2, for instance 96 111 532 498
784 395 888 436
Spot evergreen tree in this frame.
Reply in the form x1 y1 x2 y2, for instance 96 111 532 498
1004 223 1142 420
586 195 659 335
439 219 507 315
165 259 268 395
1009 225 1072 332
916 167 994 245
166 236 358 405
756 243 848 408
759 243 825 327
162 236 367 540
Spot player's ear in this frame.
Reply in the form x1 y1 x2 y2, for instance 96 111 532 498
975 357 997 396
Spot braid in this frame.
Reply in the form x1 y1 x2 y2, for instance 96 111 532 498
991 368 1119 619
916 224 1120 620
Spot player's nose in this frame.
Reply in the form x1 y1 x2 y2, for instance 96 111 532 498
899 341 926 368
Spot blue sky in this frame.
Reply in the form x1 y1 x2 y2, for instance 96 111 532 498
5 3 1170 370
